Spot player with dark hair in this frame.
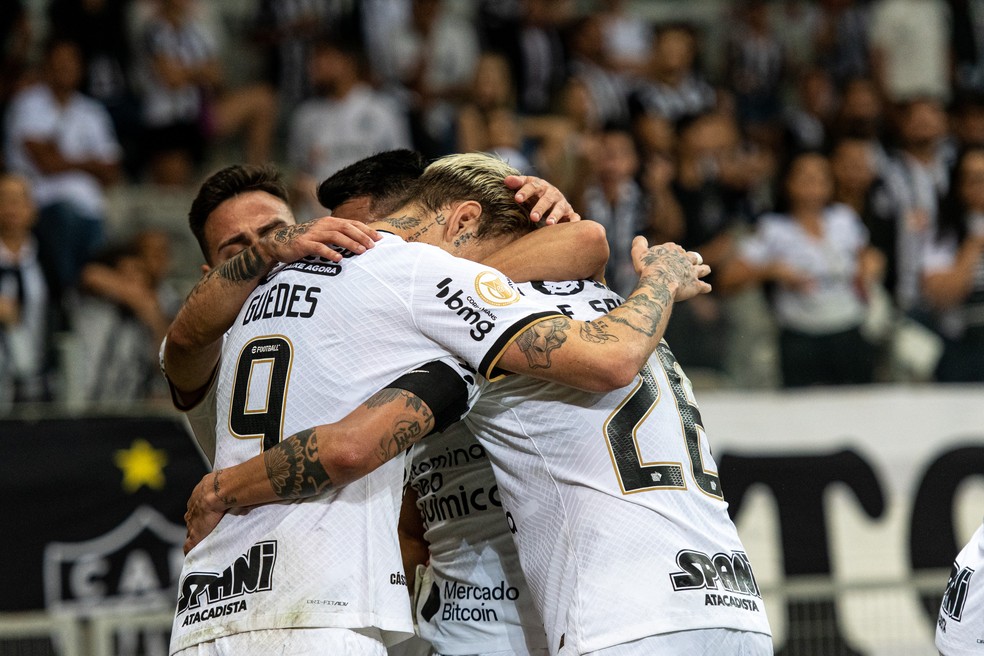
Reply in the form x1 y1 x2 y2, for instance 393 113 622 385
172 153 771 655
163 156 613 654
316 149 427 220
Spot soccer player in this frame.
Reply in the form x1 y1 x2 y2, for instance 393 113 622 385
175 154 769 654
937 521 984 655
320 152 573 656
164 156 689 654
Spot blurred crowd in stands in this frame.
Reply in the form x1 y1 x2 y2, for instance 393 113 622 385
1 0 983 413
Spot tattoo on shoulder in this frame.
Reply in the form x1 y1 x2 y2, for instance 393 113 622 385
264 428 332 499
516 317 570 369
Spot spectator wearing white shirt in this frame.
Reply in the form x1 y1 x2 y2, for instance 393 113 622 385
718 151 884 386
3 37 121 292
287 35 412 220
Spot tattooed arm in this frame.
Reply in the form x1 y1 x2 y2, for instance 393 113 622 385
183 386 436 553
164 217 379 400
496 237 710 392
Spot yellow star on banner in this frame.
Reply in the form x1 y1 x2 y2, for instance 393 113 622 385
114 439 168 493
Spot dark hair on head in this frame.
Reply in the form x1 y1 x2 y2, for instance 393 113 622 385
774 149 830 214
937 145 984 243
316 150 427 218
188 164 289 263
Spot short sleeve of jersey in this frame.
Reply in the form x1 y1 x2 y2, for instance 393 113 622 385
407 249 565 381
159 335 219 465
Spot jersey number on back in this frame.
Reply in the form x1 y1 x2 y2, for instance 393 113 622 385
229 336 293 451
603 342 723 499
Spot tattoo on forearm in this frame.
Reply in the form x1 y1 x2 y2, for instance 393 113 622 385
263 428 332 499
375 419 426 463
213 470 237 507
602 271 674 337
273 222 311 244
579 320 619 343
218 246 267 283
516 317 570 369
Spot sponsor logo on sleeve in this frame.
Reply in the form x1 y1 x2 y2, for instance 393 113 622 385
435 278 498 340
474 271 520 306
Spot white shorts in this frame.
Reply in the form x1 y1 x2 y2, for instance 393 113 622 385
937 523 984 656
581 629 773 656
173 627 387 656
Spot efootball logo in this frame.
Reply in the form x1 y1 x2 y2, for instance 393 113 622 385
474 271 520 306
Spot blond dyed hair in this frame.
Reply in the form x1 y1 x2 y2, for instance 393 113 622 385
412 152 532 240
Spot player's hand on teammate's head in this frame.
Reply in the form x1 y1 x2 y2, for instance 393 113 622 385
631 237 712 302
505 174 582 225
258 216 381 264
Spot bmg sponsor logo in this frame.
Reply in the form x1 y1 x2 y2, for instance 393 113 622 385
435 278 498 340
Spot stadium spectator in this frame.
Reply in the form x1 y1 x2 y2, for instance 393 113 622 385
831 136 900 300
251 0 336 116
811 0 871 85
922 146 984 381
596 0 652 76
629 23 716 125
287 35 412 220
869 0 951 103
718 151 882 386
0 173 54 407
830 76 892 175
136 0 277 185
491 0 572 116
0 0 32 129
724 0 787 148
3 37 122 293
390 0 480 157
782 67 837 159
882 97 955 314
951 90 984 148
72 233 175 405
579 123 647 296
47 0 141 175
564 13 631 129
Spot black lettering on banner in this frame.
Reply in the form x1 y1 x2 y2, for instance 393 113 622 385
230 336 293 451
604 342 722 498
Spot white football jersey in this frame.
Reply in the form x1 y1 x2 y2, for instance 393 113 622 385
465 280 773 654
937 520 984 656
169 234 563 653
408 425 548 654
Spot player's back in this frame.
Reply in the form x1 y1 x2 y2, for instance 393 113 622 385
408 425 548 654
465 280 773 654
170 234 562 654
